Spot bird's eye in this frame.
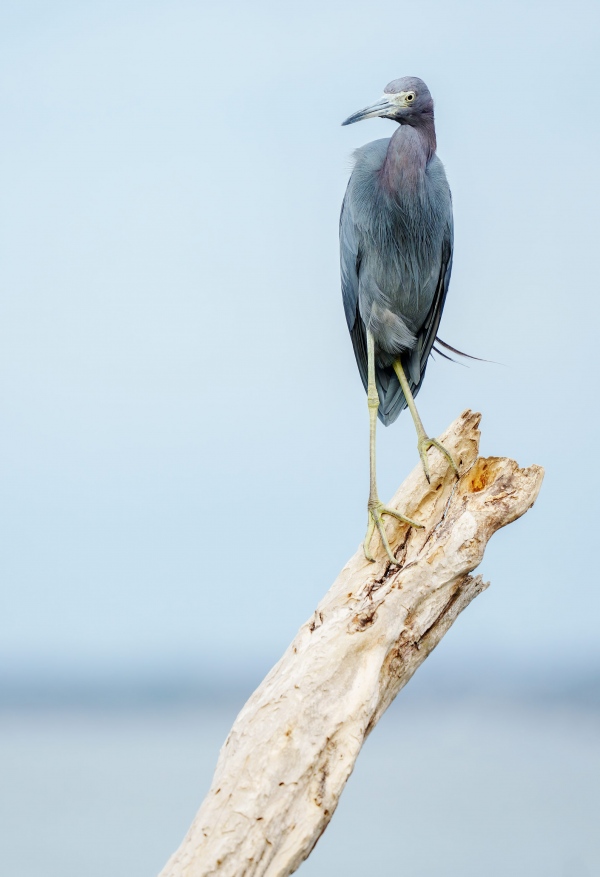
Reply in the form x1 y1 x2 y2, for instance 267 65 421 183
406 93 415 102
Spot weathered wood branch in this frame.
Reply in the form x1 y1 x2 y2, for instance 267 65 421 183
159 410 543 877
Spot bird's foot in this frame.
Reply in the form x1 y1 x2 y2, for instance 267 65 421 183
363 500 423 565
417 435 459 484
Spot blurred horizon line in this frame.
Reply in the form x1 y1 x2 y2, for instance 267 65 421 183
1 656 598 711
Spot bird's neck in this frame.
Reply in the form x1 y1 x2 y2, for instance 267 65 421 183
381 115 437 193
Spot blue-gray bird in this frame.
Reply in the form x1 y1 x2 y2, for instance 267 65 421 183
340 75 458 565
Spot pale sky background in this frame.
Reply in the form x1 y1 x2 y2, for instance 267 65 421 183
1 0 599 690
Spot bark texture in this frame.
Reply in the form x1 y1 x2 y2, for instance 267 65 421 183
159 410 544 877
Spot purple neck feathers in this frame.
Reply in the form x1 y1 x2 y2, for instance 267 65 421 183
380 113 437 193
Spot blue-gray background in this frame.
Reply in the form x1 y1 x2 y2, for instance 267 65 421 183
1 1 599 875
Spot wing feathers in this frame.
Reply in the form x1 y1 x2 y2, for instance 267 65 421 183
340 175 454 427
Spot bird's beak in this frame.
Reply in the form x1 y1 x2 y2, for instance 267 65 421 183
341 96 396 126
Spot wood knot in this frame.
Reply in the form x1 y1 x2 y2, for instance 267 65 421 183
349 606 379 632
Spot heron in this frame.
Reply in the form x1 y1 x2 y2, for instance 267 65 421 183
340 75 458 565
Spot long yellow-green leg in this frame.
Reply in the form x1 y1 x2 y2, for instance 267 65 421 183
364 331 423 565
392 358 459 484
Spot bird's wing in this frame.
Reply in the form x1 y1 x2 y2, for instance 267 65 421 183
339 189 360 331
416 212 453 378
377 216 453 426
340 189 369 390
340 182 453 426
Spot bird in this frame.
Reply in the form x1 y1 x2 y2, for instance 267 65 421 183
340 75 458 565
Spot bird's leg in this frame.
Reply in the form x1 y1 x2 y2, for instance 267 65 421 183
364 332 423 565
392 358 459 484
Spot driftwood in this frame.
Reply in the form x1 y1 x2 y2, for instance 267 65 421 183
159 410 543 877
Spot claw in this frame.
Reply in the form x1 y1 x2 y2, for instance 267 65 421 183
363 501 423 565
418 441 431 483
417 436 459 482
363 515 377 563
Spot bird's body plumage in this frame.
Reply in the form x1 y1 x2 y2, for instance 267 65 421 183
340 81 453 425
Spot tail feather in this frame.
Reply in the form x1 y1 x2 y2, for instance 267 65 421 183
432 344 468 367
435 337 489 362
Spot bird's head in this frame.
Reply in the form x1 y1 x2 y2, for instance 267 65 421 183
342 76 433 127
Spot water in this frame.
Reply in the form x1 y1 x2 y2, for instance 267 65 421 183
1 699 598 876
